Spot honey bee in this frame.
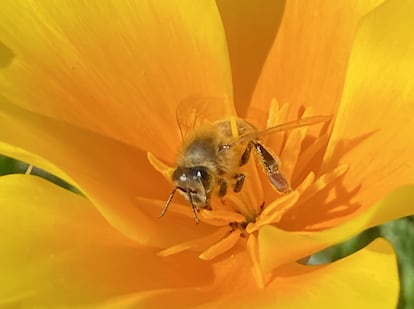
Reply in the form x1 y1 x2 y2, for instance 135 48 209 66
159 106 330 223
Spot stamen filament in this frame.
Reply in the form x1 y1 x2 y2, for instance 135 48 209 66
299 164 349 204
247 191 300 233
292 133 330 184
296 172 315 194
199 230 241 260
200 209 245 225
247 233 266 288
264 99 289 154
245 161 265 214
280 128 308 181
158 226 230 257
224 194 252 219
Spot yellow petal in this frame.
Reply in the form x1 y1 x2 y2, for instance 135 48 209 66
0 1 233 157
0 174 213 308
249 0 384 124
259 185 414 273
93 239 398 309
216 0 285 116
0 100 214 247
208 238 398 309
323 0 414 218
0 40 14 67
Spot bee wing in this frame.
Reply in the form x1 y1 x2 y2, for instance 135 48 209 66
176 96 225 140
236 115 332 144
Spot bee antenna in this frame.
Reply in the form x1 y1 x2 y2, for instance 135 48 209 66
159 188 177 218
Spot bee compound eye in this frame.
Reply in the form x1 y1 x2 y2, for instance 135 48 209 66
196 170 204 178
188 166 212 190
192 166 209 181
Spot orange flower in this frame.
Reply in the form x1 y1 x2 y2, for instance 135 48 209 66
1 0 413 307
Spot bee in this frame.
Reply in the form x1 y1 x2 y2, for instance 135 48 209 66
159 104 330 223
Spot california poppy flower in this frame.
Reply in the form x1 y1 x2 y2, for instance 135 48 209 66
1 1 413 308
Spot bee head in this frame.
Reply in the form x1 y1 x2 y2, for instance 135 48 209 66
172 165 213 207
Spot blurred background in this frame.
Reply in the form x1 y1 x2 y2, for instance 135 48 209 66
1 154 413 308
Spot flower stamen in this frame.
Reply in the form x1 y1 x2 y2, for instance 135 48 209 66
158 226 230 257
247 233 266 288
148 101 350 288
296 171 316 194
299 164 349 203
199 230 241 260
280 127 308 181
200 208 245 226
292 133 330 183
246 190 300 233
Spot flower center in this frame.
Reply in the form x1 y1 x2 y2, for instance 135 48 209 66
149 99 347 287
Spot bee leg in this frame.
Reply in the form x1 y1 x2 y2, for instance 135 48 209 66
218 178 228 197
233 173 245 192
191 205 200 224
240 142 253 166
253 142 291 193
187 192 200 224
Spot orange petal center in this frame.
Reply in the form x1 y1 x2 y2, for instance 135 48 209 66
149 99 347 287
